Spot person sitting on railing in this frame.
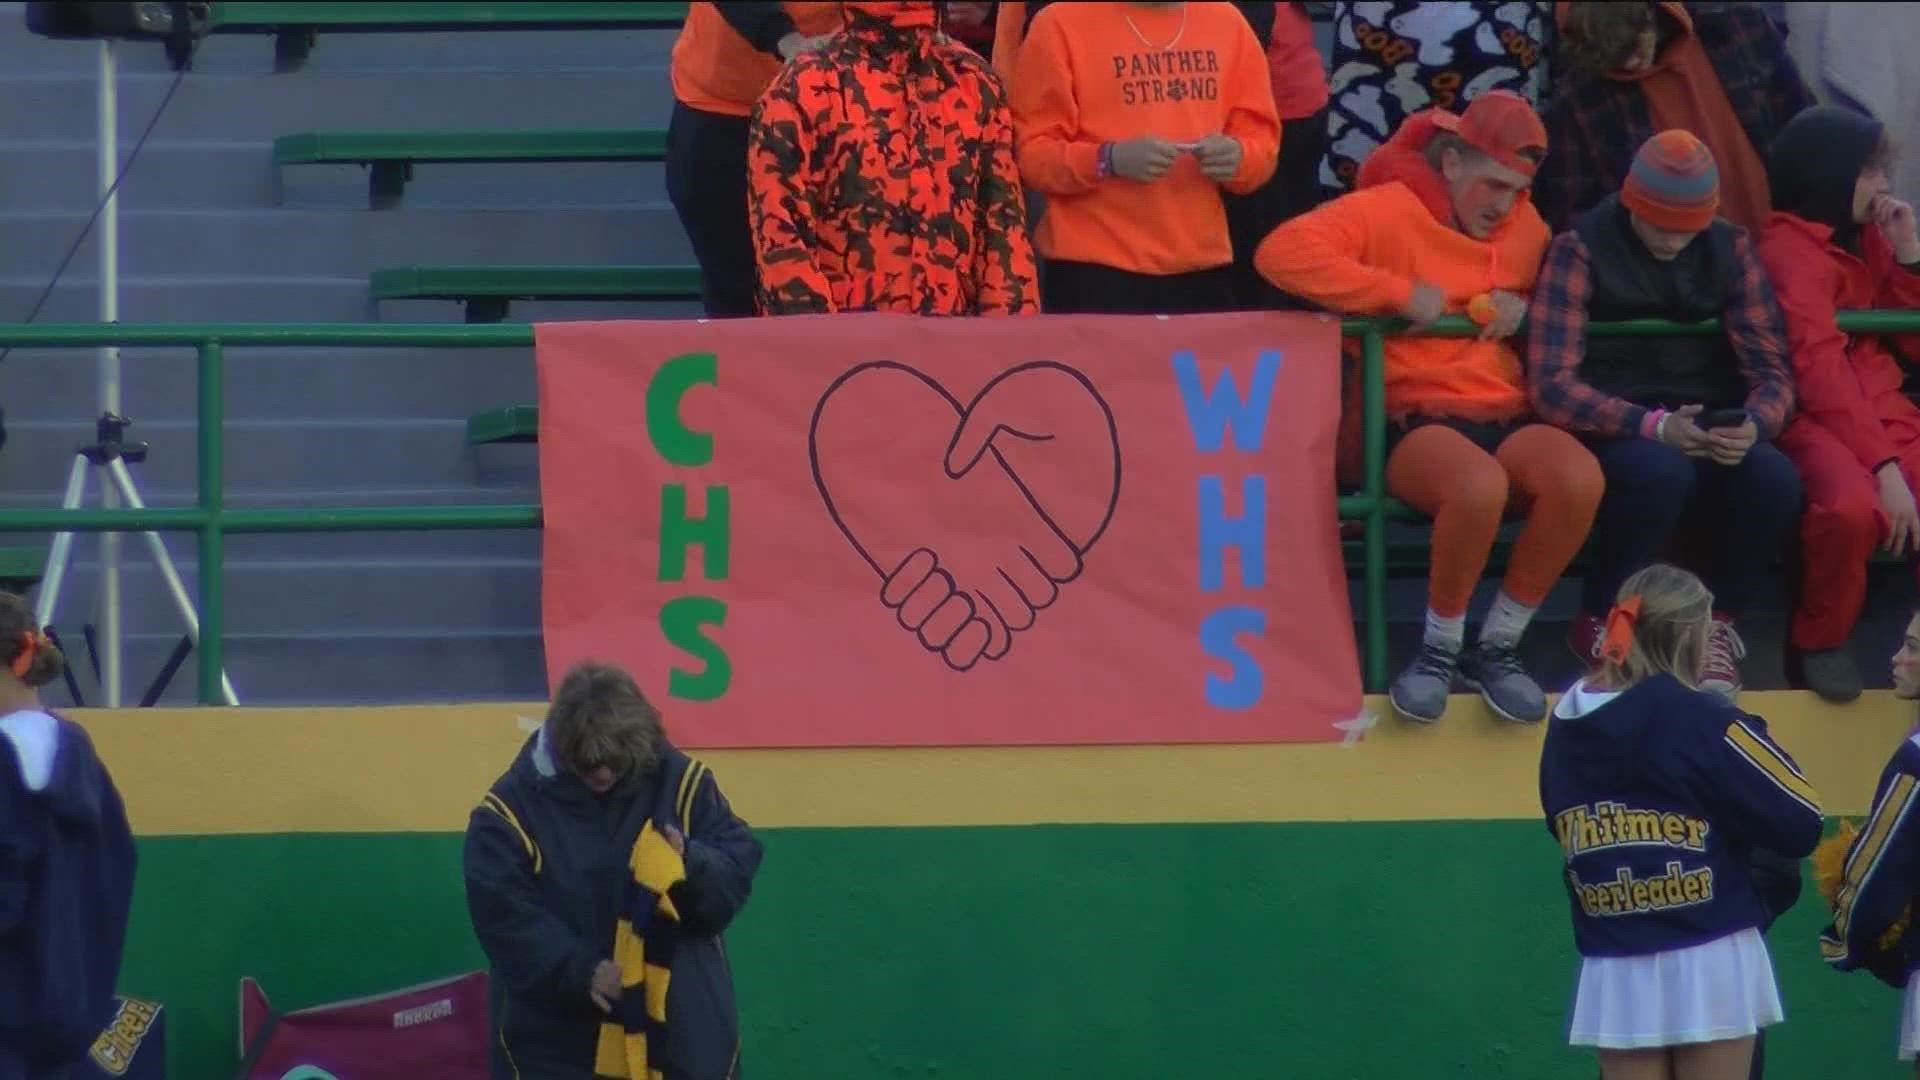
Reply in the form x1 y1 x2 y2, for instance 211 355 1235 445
1756 106 1920 704
749 1 1038 316
1528 130 1797 702
1538 2 1814 234
1255 90 1603 727
1008 0 1280 314
667 3 841 318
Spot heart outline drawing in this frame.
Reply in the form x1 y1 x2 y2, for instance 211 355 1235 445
808 360 1121 671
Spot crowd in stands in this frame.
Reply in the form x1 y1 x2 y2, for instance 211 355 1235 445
663 1 1920 718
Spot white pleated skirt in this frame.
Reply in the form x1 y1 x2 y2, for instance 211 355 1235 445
1568 928 1783 1049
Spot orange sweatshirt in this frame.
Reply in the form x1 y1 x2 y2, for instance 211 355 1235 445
1255 112 1550 422
991 1 1026 84
670 2 845 118
1011 1 1280 276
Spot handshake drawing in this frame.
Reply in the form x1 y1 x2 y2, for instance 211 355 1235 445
809 361 1122 671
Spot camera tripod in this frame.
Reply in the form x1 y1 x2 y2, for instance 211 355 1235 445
35 413 238 706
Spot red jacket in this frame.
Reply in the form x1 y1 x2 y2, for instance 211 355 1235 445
1755 211 1920 471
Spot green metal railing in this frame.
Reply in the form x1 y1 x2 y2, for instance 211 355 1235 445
0 325 537 705
1 313 1913 703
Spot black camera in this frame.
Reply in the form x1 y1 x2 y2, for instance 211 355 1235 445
26 2 209 69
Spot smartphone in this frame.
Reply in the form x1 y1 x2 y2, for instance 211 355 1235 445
1699 408 1749 431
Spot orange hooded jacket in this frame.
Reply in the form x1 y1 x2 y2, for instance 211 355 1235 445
1255 110 1550 422
749 1 1037 316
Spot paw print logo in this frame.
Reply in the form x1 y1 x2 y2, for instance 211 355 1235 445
1165 79 1188 104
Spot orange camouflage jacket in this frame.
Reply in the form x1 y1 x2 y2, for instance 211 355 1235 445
748 1 1038 316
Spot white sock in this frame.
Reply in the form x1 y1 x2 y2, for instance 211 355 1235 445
1478 592 1537 648
1424 609 1466 654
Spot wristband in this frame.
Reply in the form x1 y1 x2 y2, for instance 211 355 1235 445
1097 141 1116 180
1640 408 1668 441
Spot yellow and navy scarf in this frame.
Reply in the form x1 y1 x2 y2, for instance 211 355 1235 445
592 820 687 1080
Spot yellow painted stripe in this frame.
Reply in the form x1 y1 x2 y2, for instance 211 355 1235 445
1725 721 1822 814
71 691 1914 836
479 793 542 874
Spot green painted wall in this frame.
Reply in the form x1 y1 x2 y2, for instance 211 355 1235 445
123 822 1903 1079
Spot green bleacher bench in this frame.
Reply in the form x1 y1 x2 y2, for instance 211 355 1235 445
369 264 701 323
274 129 668 209
0 547 49 595
209 2 689 70
467 405 539 446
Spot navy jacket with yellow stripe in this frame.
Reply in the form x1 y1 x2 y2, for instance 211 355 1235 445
1821 731 1920 986
463 729 762 1080
1539 674 1824 959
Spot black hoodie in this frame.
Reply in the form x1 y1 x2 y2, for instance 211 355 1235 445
0 711 137 1080
1767 104 1885 251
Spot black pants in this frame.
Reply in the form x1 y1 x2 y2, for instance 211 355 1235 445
1225 106 1329 311
664 100 757 318
1579 435 1802 619
1041 260 1235 315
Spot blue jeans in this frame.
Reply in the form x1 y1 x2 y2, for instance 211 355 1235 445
1581 437 1802 618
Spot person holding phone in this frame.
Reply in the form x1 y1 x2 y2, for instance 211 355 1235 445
1529 130 1799 700
1757 106 1920 704
1009 0 1281 314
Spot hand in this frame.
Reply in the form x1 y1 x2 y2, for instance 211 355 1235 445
1656 404 1712 456
1476 290 1526 340
1879 464 1920 556
1191 134 1243 183
1872 194 1920 264
943 1 993 28
1109 136 1181 182
1400 282 1446 328
776 31 831 60
1702 416 1757 466
660 823 685 855
590 960 623 1013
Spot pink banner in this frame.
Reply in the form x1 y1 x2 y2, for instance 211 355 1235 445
537 313 1359 747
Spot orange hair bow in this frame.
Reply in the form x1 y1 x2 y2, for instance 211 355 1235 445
1599 596 1642 665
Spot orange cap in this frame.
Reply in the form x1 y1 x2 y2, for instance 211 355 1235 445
1430 90 1549 179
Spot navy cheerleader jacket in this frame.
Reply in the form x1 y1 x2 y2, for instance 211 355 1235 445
1821 731 1920 984
463 730 763 1080
0 711 137 1080
1539 675 1824 958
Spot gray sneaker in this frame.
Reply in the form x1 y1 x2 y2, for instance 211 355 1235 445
1459 641 1547 724
1389 643 1460 724
1798 647 1863 704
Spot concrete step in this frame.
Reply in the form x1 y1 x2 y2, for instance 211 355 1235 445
0 140 277 211
0 19 675 77
0 416 522 496
0 274 701 322
0 69 673 140
0 206 685 277
35 552 538 635
0 137 669 212
39 627 545 706
1 345 538 422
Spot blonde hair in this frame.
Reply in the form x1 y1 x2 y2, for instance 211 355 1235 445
1596 564 1714 690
